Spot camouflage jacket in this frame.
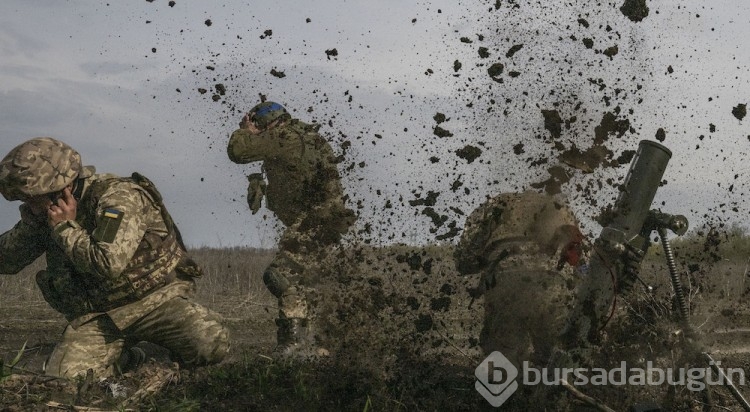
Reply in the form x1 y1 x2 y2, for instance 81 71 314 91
227 119 354 230
0 167 187 323
454 191 586 278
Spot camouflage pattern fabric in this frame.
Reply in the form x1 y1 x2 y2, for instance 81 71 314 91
0 137 91 201
227 119 355 229
0 168 228 378
42 171 185 319
45 280 229 378
263 216 346 320
454 191 587 366
228 119 356 320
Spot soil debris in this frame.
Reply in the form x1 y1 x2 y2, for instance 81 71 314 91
732 103 746 121
325 48 338 60
620 0 649 22
505 44 523 58
487 62 504 82
433 125 453 138
455 145 482 163
541 109 563 139
655 127 666 142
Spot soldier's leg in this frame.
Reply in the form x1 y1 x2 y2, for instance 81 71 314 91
263 248 310 320
124 296 230 367
263 241 328 355
45 315 125 378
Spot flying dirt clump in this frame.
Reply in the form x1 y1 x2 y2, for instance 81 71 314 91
532 109 631 194
594 111 631 144
325 48 338 60
506 44 523 58
541 109 563 139
732 103 747 121
455 145 482 163
487 62 504 82
655 127 666 142
602 45 619 59
620 0 649 22
433 126 453 138
530 164 573 195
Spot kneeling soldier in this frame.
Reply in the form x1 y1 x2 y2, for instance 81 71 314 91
0 138 229 378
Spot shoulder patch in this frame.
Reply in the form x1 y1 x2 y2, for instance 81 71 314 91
103 208 122 219
94 208 125 243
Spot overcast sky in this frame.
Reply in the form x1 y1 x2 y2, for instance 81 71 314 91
0 0 748 248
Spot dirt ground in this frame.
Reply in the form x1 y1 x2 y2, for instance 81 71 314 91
2 245 750 411
0 246 489 411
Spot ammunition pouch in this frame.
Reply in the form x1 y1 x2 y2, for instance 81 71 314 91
263 266 292 298
36 270 92 322
54 172 206 315
175 256 204 279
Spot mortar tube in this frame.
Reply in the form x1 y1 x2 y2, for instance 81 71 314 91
610 140 671 241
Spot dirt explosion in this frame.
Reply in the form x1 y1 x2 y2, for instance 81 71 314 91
2 0 749 410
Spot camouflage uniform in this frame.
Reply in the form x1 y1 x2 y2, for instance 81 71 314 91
0 138 229 378
228 117 355 337
454 191 586 367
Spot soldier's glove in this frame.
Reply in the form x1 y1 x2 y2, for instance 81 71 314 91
246 173 267 214
622 242 645 275
618 242 647 292
595 230 647 292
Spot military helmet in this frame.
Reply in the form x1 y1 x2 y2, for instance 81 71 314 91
0 137 83 201
249 101 290 129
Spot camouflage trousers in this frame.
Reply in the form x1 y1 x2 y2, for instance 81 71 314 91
264 225 345 321
44 291 229 378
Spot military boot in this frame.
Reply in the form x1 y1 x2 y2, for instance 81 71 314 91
117 346 147 373
274 318 329 359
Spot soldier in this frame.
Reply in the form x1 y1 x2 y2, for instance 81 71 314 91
0 138 229 378
454 191 587 367
227 101 355 355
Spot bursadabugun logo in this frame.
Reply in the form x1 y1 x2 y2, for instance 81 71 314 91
475 350 746 407
474 351 519 407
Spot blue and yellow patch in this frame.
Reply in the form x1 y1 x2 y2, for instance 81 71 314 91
103 209 122 219
94 208 125 243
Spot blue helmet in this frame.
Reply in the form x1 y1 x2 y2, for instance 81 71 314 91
249 101 289 129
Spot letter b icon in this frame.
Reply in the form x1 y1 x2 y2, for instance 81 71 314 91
475 351 519 407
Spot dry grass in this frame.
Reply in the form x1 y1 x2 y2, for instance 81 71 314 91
0 256 46 303
189 247 275 307
0 247 275 308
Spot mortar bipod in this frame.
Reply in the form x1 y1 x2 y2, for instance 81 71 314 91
640 210 689 328
641 211 750 411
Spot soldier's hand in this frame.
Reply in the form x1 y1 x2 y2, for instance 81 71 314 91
622 242 645 274
617 242 646 292
246 173 266 214
48 187 77 228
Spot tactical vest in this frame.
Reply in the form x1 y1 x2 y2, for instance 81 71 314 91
41 173 202 318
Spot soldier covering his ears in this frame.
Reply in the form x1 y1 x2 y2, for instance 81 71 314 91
228 101 356 356
0 137 229 378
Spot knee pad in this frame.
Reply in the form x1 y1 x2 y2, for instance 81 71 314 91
263 266 291 298
199 323 230 365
